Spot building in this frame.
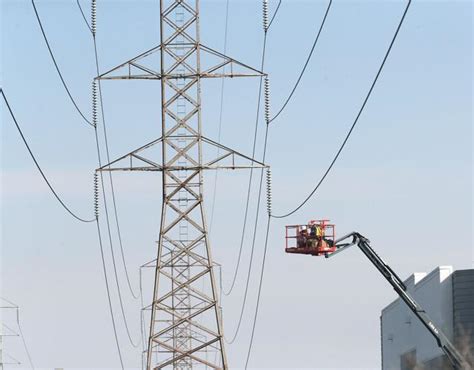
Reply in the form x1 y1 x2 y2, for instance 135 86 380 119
381 266 474 369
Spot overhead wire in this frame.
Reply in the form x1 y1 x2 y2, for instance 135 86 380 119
267 0 282 30
244 214 271 369
30 0 140 349
30 0 94 128
244 0 412 366
94 128 141 348
76 0 92 34
84 0 139 302
209 0 231 234
92 113 126 367
12 0 412 366
271 0 412 219
94 212 126 369
1 88 95 223
4 1 139 366
224 0 272 344
90 0 142 349
221 46 265 298
223 43 266 340
241 69 272 368
93 115 126 369
93 50 141 301
221 0 280 298
230 120 271 347
268 0 332 124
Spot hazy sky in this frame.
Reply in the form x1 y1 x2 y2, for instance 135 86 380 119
1 0 472 369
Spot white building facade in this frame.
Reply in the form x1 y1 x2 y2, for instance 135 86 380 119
381 266 474 370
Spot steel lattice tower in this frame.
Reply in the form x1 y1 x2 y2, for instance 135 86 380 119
96 1 266 368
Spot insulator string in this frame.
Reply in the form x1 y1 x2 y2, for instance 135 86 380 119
266 168 272 216
263 0 269 32
92 80 98 128
91 0 97 36
264 77 270 125
94 172 99 220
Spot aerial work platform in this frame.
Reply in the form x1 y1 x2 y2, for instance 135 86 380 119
283 219 469 369
285 219 336 257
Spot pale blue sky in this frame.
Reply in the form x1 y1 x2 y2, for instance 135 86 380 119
1 0 472 369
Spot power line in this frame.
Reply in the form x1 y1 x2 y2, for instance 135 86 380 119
93 49 141 301
224 121 269 345
76 0 92 34
224 36 272 347
209 0 231 234
95 169 141 348
20 0 144 358
224 0 276 344
271 0 412 219
235 110 271 361
244 215 271 369
90 10 142 348
83 0 140 302
221 35 268 301
267 0 282 30
92 121 126 369
221 0 283 297
31 0 93 128
93 77 141 351
95 218 125 369
243 1 412 365
231 121 271 347
1 88 95 223
269 0 332 124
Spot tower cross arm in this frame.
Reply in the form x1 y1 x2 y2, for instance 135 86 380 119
96 135 268 173
95 43 265 81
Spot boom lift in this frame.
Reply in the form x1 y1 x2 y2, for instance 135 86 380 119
285 221 469 370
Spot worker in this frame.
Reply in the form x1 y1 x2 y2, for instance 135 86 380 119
311 224 322 250
297 228 308 248
307 223 316 249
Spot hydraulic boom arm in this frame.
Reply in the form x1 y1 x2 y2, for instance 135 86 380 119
329 232 469 370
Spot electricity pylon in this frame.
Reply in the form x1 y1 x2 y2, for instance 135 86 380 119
96 1 266 368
